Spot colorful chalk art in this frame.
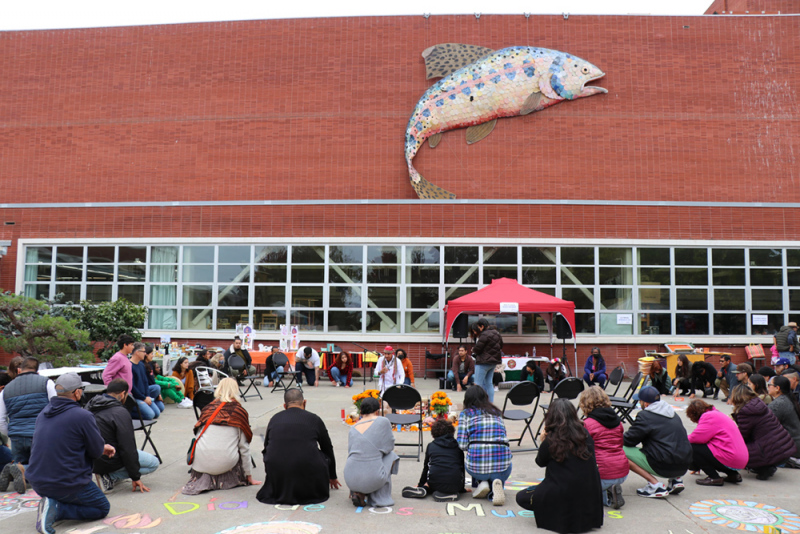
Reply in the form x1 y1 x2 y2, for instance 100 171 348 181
689 499 800 533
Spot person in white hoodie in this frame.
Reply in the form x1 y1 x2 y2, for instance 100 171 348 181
374 345 405 394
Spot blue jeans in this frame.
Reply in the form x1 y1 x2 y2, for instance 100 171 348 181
0 444 12 470
148 385 165 412
42 481 109 528
467 464 512 484
779 351 797 365
108 450 159 483
474 364 496 403
447 370 474 389
263 366 285 386
330 366 352 386
600 476 627 506
10 436 33 466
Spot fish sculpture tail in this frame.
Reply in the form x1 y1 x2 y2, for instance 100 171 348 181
409 166 456 200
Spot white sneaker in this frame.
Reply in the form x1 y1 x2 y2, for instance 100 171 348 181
491 479 505 506
333 382 340 387
177 398 193 409
473 480 490 499
494 386 499 392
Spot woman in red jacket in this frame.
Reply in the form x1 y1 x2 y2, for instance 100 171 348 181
579 386 629 509
328 351 353 388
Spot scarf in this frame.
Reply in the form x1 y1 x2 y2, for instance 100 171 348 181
194 399 253 442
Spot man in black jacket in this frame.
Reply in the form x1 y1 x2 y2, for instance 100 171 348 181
223 336 256 378
623 387 692 499
691 360 718 398
86 379 159 494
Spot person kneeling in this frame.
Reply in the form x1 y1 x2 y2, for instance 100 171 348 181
403 419 465 502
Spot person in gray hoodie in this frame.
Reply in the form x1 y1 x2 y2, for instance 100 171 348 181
622 386 692 498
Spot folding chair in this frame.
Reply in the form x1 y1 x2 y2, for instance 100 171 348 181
501 382 541 451
610 372 643 424
605 366 625 396
536 377 584 436
193 389 216 420
194 366 230 388
124 395 162 464
381 385 423 461
609 371 642 403
423 348 448 380
271 353 299 393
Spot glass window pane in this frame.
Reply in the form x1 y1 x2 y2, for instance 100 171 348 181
526 286 556 296
151 246 178 263
791 289 800 310
254 286 286 307
291 287 323 307
600 314 633 335
117 264 145 282
408 287 439 309
86 265 114 282
640 313 671 335
483 247 517 265
291 246 324 264
24 265 51 282
640 287 670 310
56 246 84 263
600 288 631 310
598 248 632 265
522 313 551 334
290 310 322 331
56 265 83 281
150 264 177 283
521 266 556 285
750 269 783 286
254 311 285 331
218 264 250 284
255 246 288 264
291 265 324 284
183 265 213 283
714 314 746 335
445 286 479 300
118 285 144 305
561 266 594 285
26 246 53 264
254 265 287 283
329 246 363 264
367 311 399 333
638 267 669 285
328 311 362 332
56 284 81 301
599 267 632 285
483 266 517 282
408 266 440 284
677 313 709 335
562 288 594 310
675 248 707 266
561 247 594 265
218 246 251 264
445 266 479 285
87 247 114 263
183 285 213 307
750 249 782 267
675 268 708 286
751 289 783 310
85 285 112 302
329 286 362 308
217 309 250 330
677 289 707 310
218 286 248 307
638 248 669 266
714 289 744 310
445 246 479 264
713 268 745 286
406 311 439 333
574 313 595 334
407 246 440 264
118 246 146 263
184 246 214 263
150 285 176 306
181 309 213 330
367 266 399 284
788 270 800 286
478 314 518 335
522 247 556 265
788 250 800 267
149 309 177 329
712 248 744 266
24 284 49 300
368 287 399 308
750 314 782 335
367 246 399 264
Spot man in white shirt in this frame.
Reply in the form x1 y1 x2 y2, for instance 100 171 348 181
374 345 405 394
294 346 321 387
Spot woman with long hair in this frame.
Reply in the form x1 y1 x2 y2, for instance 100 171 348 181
730 384 795 480
183 378 261 494
748 374 772 405
647 360 673 395
767 376 800 460
671 355 694 397
583 348 607 388
579 386 628 509
517 399 603 533
455 385 512 506
328 351 354 388
172 356 196 400
686 399 748 486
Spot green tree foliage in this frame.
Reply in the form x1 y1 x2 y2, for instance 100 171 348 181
72 299 147 360
0 291 93 366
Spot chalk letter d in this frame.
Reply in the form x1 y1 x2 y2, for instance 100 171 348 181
163 502 201 516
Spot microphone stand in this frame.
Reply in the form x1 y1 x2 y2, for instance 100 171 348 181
350 342 373 387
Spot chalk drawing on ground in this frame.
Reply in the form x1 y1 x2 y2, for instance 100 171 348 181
690 499 800 532
104 513 163 529
0 491 40 521
215 521 322 534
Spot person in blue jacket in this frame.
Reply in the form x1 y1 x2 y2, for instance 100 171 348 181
584 348 608 388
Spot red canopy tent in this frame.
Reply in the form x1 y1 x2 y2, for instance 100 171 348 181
443 278 578 371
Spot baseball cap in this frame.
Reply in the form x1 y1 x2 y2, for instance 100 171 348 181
638 386 660 404
736 363 753 374
384 345 393 352
55 372 90 393
776 357 791 366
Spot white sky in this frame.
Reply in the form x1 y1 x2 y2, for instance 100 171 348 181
3 1 711 31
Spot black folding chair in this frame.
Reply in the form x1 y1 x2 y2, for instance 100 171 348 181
423 348 448 380
381 385 423 461
271 353 299 393
124 395 162 464
605 366 625 396
501 382 541 451
609 371 642 403
610 372 644 424
536 377 584 436
193 389 216 420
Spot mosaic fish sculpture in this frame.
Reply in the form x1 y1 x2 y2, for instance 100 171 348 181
405 44 607 199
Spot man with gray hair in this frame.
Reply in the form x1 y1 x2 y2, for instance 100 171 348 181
26 373 115 534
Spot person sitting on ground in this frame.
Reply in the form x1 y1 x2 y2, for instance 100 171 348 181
735 363 753 383
257 388 339 504
223 336 256 379
343 397 399 508
646 360 672 396
579 386 628 509
448 345 475 392
583 347 607 388
748 373 773 405
189 349 211 372
86 379 159 494
0 356 24 393
671 355 694 397
0 433 11 482
781 370 800 402
102 334 135 392
623 386 692 498
262 347 283 388
545 358 567 392
774 357 791 376
184 378 261 495
520 360 545 392
759 365 778 379
767 376 800 468
456 385 512 506
714 355 739 401
149 355 186 405
403 419 465 502
209 352 224 370
685 399 748 486
396 349 415 387
730 384 795 480
295 346 322 387
172 357 196 401
692 360 718 398
27 373 115 534
129 343 165 419
516 399 603 534
328 351 354 388
492 362 505 392
374 345 404 394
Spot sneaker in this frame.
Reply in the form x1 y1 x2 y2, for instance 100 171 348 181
636 483 669 498
473 480 490 499
724 471 743 483
333 382 340 387
756 466 777 480
9 464 26 494
786 457 800 469
35 496 56 534
610 483 625 509
696 477 724 486
491 479 505 506
96 473 115 494
667 478 684 495
402 486 427 499
0 464 11 492
433 491 459 502
178 398 194 409
493 386 499 392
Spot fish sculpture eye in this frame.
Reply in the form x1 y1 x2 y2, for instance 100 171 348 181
581 66 589 74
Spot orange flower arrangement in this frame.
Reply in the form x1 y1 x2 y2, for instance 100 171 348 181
352 389 381 411
429 391 453 416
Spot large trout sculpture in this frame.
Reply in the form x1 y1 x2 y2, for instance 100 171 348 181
405 44 607 199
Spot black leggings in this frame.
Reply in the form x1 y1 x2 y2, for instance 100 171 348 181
515 484 536 511
689 443 737 479
675 378 694 396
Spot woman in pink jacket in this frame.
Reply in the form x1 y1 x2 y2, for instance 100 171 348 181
579 386 629 509
686 399 748 486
